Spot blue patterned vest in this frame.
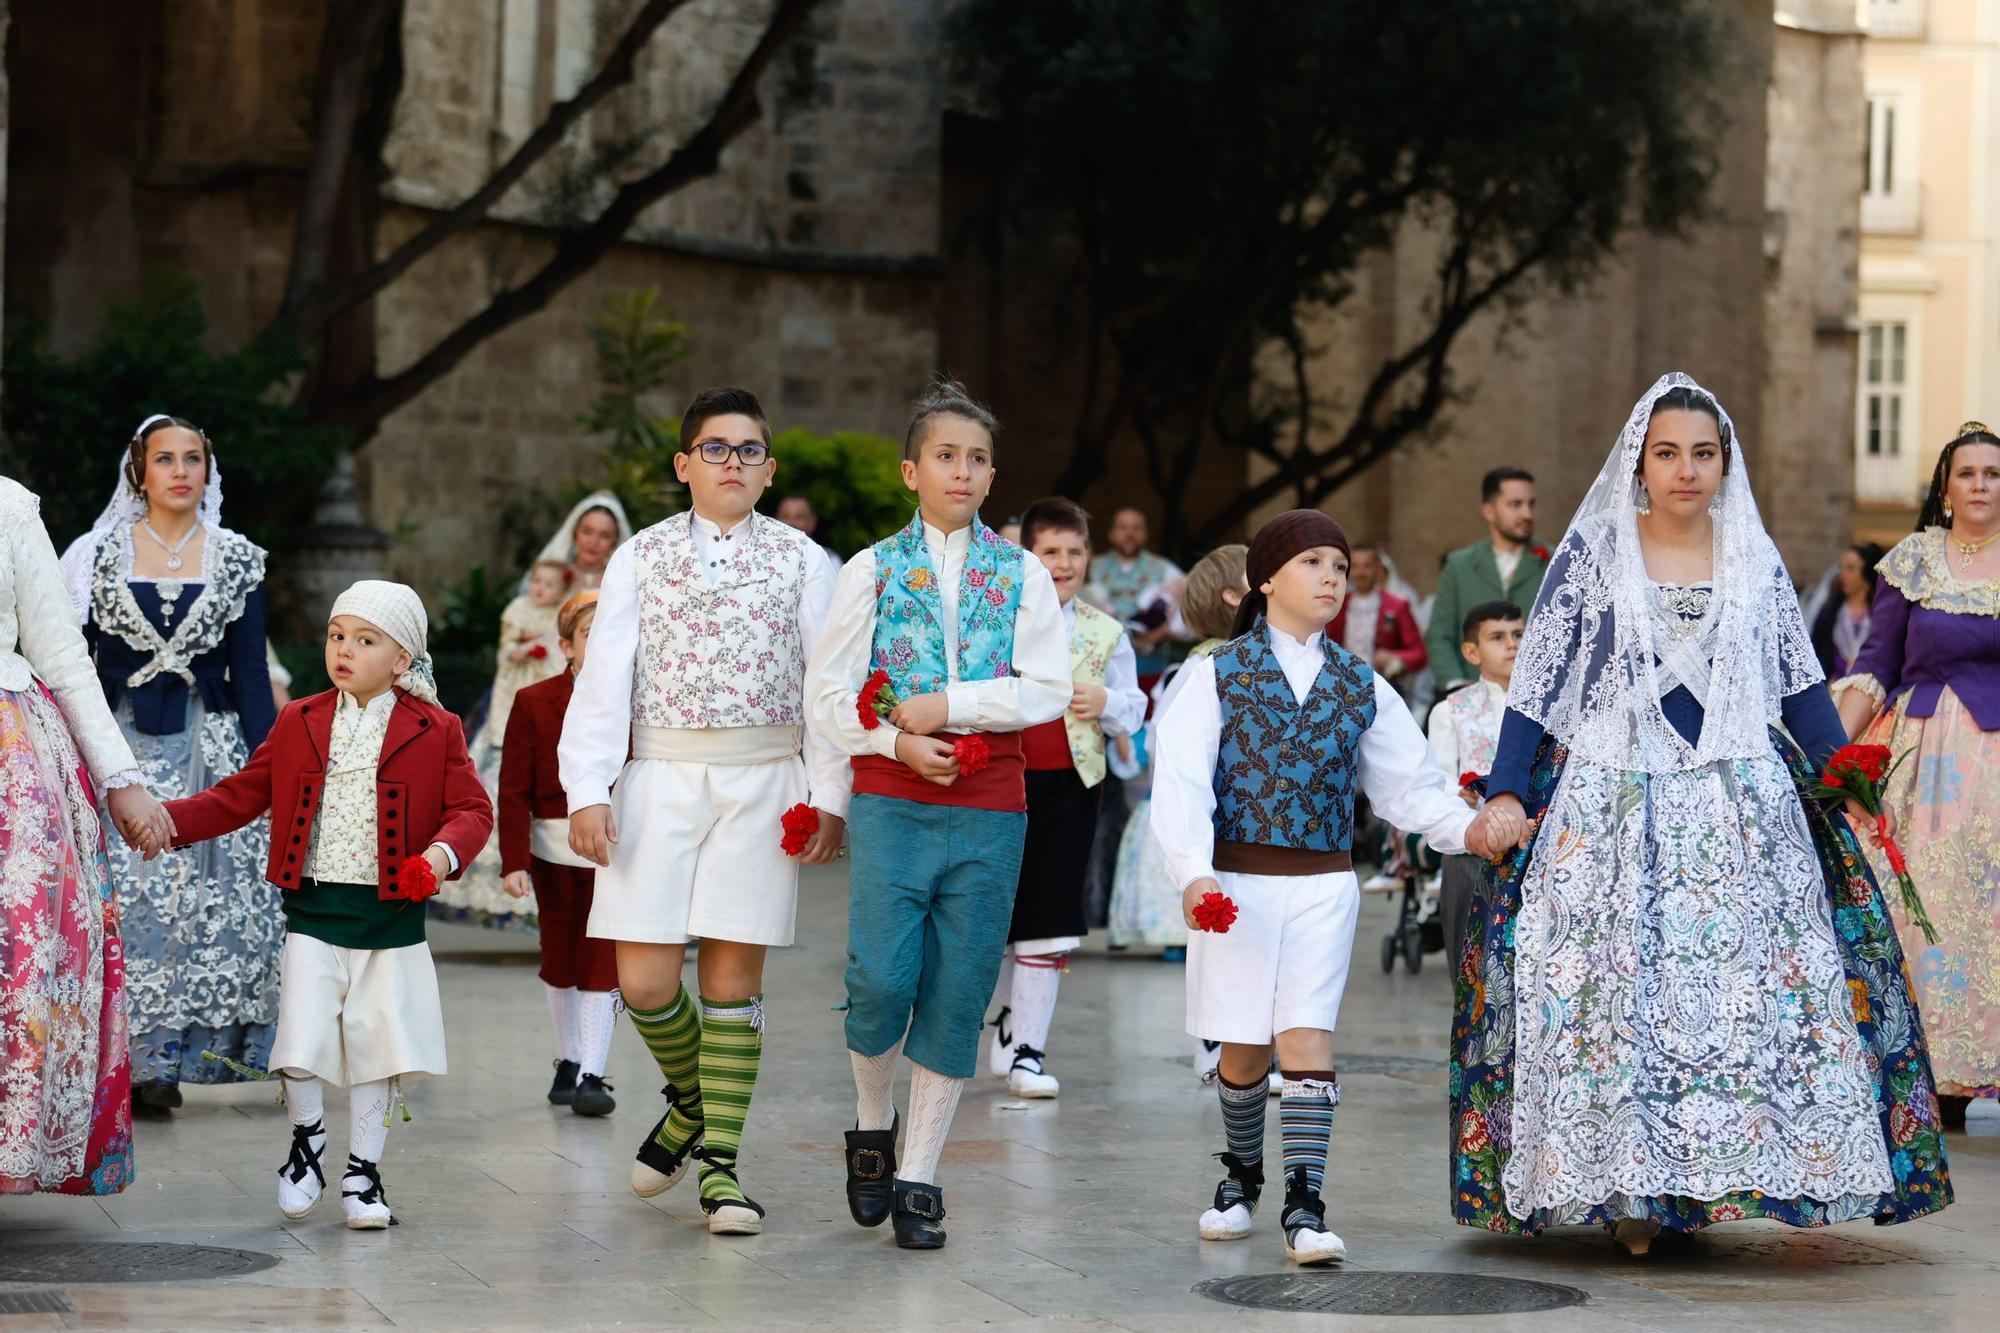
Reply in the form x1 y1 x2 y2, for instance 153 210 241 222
1211 623 1376 852
870 511 1024 696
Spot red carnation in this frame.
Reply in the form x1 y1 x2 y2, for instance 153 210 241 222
528 643 549 660
1459 771 1482 791
1827 743 1891 786
1530 544 1550 562
1191 890 1238 934
857 669 900 732
393 854 440 903
779 803 820 857
953 734 991 777
1811 742 1934 943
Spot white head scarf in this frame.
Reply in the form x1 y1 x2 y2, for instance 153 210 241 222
329 580 438 703
59 414 226 619
1505 371 1822 774
527 491 633 591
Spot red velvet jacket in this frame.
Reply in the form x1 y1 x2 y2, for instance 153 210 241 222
497 670 574 877
165 686 493 901
1327 589 1427 678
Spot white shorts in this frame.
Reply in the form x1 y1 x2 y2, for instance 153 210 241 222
269 933 448 1087
587 728 807 947
1185 869 1360 1044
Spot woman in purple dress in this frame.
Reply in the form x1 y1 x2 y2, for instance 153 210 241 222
1812 542 1882 679
1837 423 2000 1126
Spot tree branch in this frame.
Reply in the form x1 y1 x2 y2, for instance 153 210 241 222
326 0 823 436
278 0 697 340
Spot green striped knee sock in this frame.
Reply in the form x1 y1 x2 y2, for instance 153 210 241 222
628 987 703 1153
695 996 764 1206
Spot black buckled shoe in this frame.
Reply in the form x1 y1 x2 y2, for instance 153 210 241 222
843 1115 899 1227
891 1178 947 1249
571 1073 616 1117
547 1059 580 1105
630 1084 703 1197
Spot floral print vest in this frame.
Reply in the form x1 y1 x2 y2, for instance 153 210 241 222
870 511 1022 697
631 511 814 729
1210 624 1376 852
1064 599 1124 788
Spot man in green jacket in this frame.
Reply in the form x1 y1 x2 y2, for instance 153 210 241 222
1425 467 1548 692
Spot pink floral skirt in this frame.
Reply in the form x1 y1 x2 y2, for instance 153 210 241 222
0 683 134 1195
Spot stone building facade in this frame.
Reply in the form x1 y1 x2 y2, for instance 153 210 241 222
4 0 1863 598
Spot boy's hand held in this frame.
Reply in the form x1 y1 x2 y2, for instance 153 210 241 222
569 804 618 866
894 732 960 786
888 691 950 736
1181 876 1221 930
501 869 533 899
1068 682 1107 721
797 810 847 864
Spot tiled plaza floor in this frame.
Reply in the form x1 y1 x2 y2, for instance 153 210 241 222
1 863 1993 1330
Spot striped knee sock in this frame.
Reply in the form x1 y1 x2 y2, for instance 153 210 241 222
695 996 763 1206
628 987 703 1152
1215 1071 1268 1210
1279 1071 1338 1229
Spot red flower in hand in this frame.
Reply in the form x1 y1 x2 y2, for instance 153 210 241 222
1825 743 1892 787
528 643 549 660
394 854 440 903
1459 771 1482 791
1191 890 1238 933
953 734 991 777
857 669 900 732
1530 544 1551 562
779 803 820 857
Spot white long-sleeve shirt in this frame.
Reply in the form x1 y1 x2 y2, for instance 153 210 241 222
559 510 851 817
806 519 1071 759
1068 599 1148 741
1149 626 1473 892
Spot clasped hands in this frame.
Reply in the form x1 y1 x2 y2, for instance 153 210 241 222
107 784 175 860
1464 793 1534 863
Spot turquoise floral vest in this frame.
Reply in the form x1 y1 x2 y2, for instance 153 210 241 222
1211 622 1376 851
870 510 1023 696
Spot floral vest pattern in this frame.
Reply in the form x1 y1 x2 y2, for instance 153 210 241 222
630 511 815 729
1211 623 1376 852
1064 600 1124 788
870 511 1023 696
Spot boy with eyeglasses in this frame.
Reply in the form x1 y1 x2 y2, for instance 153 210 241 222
559 387 850 1236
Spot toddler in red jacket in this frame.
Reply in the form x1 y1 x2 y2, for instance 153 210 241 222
160 581 491 1229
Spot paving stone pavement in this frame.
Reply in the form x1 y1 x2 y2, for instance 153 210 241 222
1 864 1993 1330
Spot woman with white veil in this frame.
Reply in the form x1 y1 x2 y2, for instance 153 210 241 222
58 416 284 1111
437 491 634 928
1450 374 1949 1251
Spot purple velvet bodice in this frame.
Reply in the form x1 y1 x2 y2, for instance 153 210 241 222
1850 578 2000 731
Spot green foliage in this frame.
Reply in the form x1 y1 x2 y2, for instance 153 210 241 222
0 270 345 552
757 428 911 555
427 564 516 717
578 285 691 531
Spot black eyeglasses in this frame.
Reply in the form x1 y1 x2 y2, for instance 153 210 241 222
692 439 771 466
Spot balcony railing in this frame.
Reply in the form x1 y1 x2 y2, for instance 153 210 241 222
1862 187 1922 235
1867 0 1927 40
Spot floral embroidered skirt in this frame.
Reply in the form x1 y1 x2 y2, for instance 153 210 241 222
1862 686 2000 1099
112 698 280 1085
1450 728 1951 1233
1107 798 1190 951
431 715 540 932
0 684 135 1195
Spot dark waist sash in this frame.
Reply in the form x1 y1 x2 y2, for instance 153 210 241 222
1213 841 1352 877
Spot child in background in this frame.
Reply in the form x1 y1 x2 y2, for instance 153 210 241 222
500 591 621 1117
1425 601 1523 970
159 581 491 1230
476 559 568 757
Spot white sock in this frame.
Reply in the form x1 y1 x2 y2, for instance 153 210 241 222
899 1062 965 1186
1008 952 1065 1056
281 1071 324 1127
576 990 616 1078
348 1079 393 1166
851 1039 904 1132
991 952 1015 1016
546 985 578 1063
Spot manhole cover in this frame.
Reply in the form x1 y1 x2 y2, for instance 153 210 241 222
1195 1271 1588 1316
0 1290 72 1313
0 1243 279 1285
1171 1052 1446 1074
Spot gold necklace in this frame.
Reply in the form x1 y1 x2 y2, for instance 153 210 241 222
1950 525 2000 571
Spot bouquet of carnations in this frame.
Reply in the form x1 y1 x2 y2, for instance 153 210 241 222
1810 743 1936 943
779 804 819 857
857 669 899 731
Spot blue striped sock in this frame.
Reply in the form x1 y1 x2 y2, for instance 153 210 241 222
1280 1072 1338 1230
1215 1072 1267 1210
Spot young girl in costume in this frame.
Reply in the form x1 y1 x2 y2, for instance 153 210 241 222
159 581 492 1229
984 497 1147 1099
806 380 1071 1250
500 591 620 1116
561 387 850 1237
1151 510 1483 1265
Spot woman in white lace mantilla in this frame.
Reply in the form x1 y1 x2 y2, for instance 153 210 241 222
1450 374 1950 1250
57 416 285 1110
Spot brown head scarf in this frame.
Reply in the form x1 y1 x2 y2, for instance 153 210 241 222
1232 508 1352 638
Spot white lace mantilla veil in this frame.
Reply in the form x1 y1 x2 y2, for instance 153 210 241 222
59 415 228 621
532 491 634 572
1505 371 1823 774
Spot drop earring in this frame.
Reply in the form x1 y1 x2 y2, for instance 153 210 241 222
1634 481 1651 515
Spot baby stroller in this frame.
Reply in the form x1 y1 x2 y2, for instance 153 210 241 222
1374 831 1447 974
